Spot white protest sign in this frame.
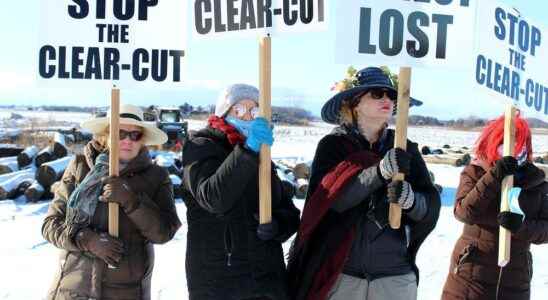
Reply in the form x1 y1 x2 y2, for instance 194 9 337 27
335 0 475 69
474 0 548 119
191 0 328 38
38 0 187 86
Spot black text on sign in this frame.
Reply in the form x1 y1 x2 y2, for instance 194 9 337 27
38 46 184 82
194 0 325 34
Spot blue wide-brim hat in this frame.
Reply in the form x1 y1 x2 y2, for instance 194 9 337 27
321 67 423 124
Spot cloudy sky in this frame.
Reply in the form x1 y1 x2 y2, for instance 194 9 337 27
0 0 546 120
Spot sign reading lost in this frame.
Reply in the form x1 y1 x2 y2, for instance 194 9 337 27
38 0 186 84
335 0 475 68
192 0 327 37
474 0 547 118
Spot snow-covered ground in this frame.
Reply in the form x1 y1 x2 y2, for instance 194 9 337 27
1 119 547 299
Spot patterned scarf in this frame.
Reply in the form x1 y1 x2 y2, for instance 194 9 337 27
65 153 110 238
207 115 246 146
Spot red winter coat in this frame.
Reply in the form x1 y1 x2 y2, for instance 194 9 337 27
442 161 548 300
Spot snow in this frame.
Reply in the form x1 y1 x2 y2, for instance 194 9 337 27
0 120 547 299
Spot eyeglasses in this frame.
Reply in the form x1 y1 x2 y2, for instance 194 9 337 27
233 103 260 119
119 130 144 142
368 89 396 101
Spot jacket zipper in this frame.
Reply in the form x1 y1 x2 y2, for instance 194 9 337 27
224 223 233 267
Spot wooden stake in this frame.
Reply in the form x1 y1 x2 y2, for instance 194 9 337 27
389 67 412 230
109 88 120 240
498 104 516 267
259 35 272 225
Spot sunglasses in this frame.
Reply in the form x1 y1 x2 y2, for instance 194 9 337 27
233 103 260 119
119 130 144 142
368 89 396 101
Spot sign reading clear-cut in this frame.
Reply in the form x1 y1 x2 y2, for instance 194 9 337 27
192 0 327 37
335 0 475 69
474 0 547 119
38 0 186 84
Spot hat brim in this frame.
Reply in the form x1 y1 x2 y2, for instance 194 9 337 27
321 84 423 124
81 117 168 146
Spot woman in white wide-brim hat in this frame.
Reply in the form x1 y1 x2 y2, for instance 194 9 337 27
42 104 181 300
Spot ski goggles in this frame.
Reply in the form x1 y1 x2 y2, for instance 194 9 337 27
497 145 528 166
119 129 144 142
233 103 260 119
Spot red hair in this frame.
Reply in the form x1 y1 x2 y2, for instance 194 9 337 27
474 113 533 166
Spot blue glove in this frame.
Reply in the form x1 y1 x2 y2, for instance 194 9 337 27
245 117 274 153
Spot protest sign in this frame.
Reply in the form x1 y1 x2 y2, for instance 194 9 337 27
335 0 475 228
336 0 475 68
474 0 547 119
191 0 328 224
38 0 186 86
192 0 327 38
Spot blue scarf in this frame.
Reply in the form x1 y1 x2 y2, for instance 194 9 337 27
66 153 110 237
225 116 253 137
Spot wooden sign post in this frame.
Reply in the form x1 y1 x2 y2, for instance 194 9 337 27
109 87 120 241
389 67 412 230
259 35 272 225
498 104 516 267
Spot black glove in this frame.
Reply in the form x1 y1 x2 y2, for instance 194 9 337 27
492 156 518 180
256 217 279 241
387 180 415 210
75 228 125 267
379 148 412 180
497 211 523 233
100 176 139 213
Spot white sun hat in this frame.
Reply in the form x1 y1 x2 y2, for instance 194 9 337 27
81 104 168 146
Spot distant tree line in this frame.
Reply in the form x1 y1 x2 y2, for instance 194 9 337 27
2 105 546 128
405 115 548 129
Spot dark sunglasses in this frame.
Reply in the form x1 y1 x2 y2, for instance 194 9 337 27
368 89 396 101
119 130 143 141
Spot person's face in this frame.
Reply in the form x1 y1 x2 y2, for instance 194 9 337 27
354 89 395 122
117 124 144 162
227 99 259 121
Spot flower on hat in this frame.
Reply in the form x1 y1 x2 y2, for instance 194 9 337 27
379 66 399 91
330 66 359 92
330 66 401 93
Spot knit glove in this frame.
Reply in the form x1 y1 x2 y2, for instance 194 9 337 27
492 156 518 180
245 117 274 153
100 176 139 213
379 148 411 180
75 229 124 267
497 211 524 233
387 180 415 210
254 214 279 241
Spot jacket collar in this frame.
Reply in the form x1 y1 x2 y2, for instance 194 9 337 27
84 140 152 176
332 123 390 154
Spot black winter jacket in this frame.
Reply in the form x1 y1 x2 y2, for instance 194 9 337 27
182 126 300 300
309 125 440 281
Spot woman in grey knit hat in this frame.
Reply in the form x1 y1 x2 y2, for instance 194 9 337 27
181 84 300 300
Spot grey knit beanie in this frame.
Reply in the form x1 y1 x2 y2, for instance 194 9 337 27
215 84 260 117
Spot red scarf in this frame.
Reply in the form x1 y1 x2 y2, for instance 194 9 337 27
207 115 246 146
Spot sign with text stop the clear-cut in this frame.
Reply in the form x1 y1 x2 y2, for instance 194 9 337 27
474 0 547 119
335 0 475 69
38 0 187 87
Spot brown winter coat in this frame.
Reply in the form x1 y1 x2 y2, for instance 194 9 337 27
442 161 548 300
42 142 181 300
